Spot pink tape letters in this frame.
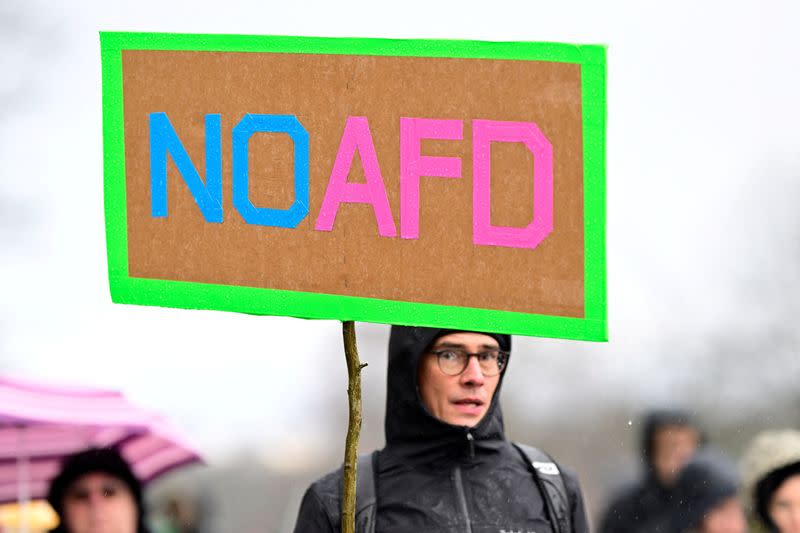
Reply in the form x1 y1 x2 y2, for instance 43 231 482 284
472 120 553 250
315 116 397 237
311 116 552 249
399 118 463 239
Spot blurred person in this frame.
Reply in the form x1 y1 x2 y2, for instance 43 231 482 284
47 447 150 533
293 326 589 532
741 429 800 533
598 408 704 533
158 496 197 533
671 450 747 533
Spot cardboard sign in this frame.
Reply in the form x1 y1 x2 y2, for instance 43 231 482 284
101 33 607 340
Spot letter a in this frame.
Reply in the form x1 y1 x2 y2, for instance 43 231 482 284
315 116 396 237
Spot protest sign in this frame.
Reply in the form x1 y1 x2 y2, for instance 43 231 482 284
101 33 607 340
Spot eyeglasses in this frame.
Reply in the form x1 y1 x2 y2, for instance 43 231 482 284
428 348 508 377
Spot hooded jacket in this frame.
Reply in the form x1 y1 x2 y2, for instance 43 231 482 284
598 409 703 533
293 326 589 533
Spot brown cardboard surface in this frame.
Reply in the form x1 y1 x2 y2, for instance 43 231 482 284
122 50 584 317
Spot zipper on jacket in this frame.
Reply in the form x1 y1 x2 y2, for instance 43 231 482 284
453 465 473 533
466 431 475 459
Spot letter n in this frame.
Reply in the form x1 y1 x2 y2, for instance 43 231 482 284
149 113 223 223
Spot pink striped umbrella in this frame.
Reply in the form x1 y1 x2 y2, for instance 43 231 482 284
0 375 203 505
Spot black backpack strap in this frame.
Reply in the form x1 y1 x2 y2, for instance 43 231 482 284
513 443 573 533
354 451 379 533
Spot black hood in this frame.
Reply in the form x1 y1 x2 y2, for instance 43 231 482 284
641 409 704 469
384 326 511 464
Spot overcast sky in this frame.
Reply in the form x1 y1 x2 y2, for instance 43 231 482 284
1 0 798 462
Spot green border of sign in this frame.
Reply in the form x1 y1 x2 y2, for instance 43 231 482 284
100 32 607 341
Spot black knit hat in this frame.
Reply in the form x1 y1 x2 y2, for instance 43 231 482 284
47 447 150 533
671 450 740 532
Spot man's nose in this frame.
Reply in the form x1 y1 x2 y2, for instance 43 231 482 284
460 356 485 385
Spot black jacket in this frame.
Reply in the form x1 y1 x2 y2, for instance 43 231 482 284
598 409 704 533
597 477 674 533
669 450 740 532
293 326 589 533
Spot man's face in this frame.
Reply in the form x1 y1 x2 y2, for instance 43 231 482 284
700 496 747 533
417 332 502 427
769 474 800 533
651 424 700 486
62 472 137 533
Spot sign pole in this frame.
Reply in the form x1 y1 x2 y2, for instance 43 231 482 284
341 321 366 533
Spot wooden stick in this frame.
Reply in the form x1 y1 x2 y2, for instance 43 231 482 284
341 320 366 533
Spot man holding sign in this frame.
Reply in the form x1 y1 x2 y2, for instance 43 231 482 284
100 31 606 533
293 326 589 533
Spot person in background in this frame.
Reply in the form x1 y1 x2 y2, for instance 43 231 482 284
740 429 800 533
157 496 198 533
598 408 704 533
670 449 747 533
47 447 150 533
